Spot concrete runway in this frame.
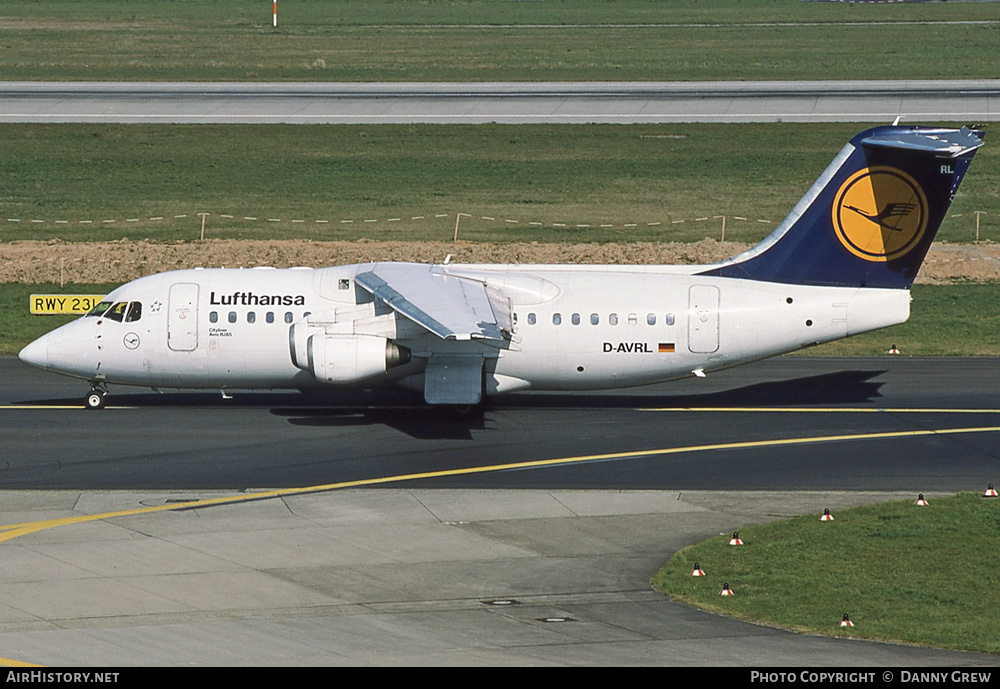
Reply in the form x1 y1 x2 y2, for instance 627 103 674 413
2 80 999 123
2 355 998 665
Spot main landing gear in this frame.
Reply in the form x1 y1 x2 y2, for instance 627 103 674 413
84 384 108 410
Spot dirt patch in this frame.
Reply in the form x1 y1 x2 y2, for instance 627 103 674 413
1 239 997 285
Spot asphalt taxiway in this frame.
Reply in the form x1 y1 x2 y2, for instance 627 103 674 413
1 355 998 665
3 356 999 491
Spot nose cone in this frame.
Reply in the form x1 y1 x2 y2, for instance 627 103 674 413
18 334 49 369
20 321 96 380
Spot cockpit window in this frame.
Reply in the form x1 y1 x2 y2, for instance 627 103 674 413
125 302 142 322
87 300 143 322
102 302 129 322
86 301 114 318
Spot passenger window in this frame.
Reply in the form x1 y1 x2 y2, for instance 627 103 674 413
527 313 536 325
209 311 218 324
247 312 256 324
124 302 142 322
628 313 638 326
553 313 562 325
666 313 675 326
104 302 128 322
590 313 599 326
228 312 237 324
266 312 274 324
284 312 293 324
647 313 656 326
609 313 619 326
571 313 581 325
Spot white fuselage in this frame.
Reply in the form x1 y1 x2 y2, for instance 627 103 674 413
23 262 911 397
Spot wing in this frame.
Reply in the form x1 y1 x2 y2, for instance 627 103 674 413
354 263 513 343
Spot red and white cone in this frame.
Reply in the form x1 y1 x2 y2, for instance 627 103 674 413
691 563 706 577
720 583 734 596
915 494 928 506
729 531 743 546
820 508 834 521
985 483 998 498
839 614 854 628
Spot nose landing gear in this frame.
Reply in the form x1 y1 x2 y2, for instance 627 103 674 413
84 384 108 410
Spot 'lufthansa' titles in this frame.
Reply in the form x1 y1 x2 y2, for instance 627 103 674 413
210 291 306 306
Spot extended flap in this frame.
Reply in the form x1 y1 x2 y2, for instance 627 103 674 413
423 356 484 405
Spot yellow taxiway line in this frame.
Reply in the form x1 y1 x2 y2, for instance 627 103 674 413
0 405 135 410
3 424 999 545
5 405 1000 413
638 407 1000 413
2 422 998 668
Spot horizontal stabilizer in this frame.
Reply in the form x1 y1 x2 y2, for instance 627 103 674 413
861 127 983 157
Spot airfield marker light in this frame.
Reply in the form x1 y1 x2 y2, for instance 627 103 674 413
915 494 928 506
820 509 834 521
720 583 734 596
273 0 278 28
985 484 998 498
691 563 705 577
839 614 854 628
729 531 743 546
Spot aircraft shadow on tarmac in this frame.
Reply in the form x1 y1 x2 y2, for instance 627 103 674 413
20 369 886 441
272 368 888 439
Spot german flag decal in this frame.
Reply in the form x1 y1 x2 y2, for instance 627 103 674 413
658 343 676 353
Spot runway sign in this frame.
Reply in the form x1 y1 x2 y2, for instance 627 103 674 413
30 295 105 315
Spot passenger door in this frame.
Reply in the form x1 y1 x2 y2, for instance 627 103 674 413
688 285 719 354
167 283 199 352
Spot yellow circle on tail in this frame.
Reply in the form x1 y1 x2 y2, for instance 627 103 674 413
831 166 928 262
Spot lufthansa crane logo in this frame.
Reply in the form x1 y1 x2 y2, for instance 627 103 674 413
831 166 928 262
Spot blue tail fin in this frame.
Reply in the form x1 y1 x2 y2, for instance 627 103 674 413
699 125 983 289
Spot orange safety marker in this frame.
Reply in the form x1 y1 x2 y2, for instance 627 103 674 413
985 483 999 498
720 583 734 596
820 508 834 521
839 614 854 628
729 531 743 546
691 563 706 577
915 493 928 506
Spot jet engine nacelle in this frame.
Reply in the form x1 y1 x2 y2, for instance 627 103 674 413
307 334 410 384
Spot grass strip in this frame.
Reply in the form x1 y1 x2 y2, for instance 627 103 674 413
2 123 998 245
652 492 1000 654
2 0 998 82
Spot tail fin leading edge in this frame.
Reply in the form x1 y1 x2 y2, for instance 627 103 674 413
700 126 984 289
